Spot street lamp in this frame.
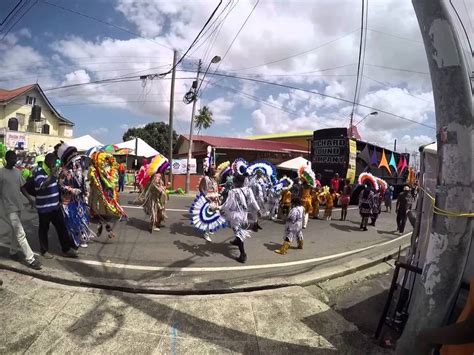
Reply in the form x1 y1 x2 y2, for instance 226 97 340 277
355 111 378 127
184 55 221 194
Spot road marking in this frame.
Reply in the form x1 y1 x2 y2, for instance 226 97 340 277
121 205 359 213
0 233 410 272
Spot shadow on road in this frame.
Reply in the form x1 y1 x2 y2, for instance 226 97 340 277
329 223 361 233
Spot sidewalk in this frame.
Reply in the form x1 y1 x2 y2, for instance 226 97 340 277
0 269 392 354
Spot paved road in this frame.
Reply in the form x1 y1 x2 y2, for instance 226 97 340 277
0 193 409 290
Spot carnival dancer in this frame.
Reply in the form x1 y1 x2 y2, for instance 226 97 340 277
220 174 260 263
280 185 292 219
275 197 305 255
358 184 374 231
198 165 219 242
370 189 382 226
88 151 127 239
136 158 150 192
249 170 266 231
311 186 321 219
298 166 316 228
142 172 167 232
56 143 95 248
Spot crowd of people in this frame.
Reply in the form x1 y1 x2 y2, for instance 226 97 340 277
0 147 417 269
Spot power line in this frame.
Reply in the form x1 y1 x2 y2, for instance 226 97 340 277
55 99 180 107
365 63 429 75
199 0 258 96
354 0 369 116
40 0 173 50
0 0 23 26
363 75 434 103
366 28 424 44
351 0 366 118
1 0 38 41
180 69 436 129
228 28 360 72
449 0 473 56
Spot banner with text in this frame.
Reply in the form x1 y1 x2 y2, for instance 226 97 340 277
172 159 196 174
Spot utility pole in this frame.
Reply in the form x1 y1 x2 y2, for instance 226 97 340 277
397 0 473 353
185 59 202 194
168 49 178 187
134 136 138 169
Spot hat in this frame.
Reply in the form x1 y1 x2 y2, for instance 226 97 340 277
57 142 78 166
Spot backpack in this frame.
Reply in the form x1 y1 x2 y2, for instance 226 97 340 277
23 175 36 197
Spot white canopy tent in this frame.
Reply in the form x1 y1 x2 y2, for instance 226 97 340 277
277 156 311 171
115 138 158 158
67 135 103 152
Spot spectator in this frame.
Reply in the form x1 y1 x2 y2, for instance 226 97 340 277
118 163 126 192
0 151 42 270
340 179 351 221
330 173 341 193
396 186 412 234
384 185 394 212
34 153 78 258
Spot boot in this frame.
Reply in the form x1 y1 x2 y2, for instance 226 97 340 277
236 253 247 263
257 222 263 230
252 223 259 232
297 239 304 250
275 241 290 255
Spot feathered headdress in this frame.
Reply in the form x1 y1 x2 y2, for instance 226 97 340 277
147 153 170 177
298 166 316 187
358 172 379 190
215 161 232 183
247 160 276 180
232 158 248 176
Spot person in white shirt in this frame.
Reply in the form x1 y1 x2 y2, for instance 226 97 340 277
0 151 42 270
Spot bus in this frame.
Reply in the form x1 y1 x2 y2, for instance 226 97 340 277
310 128 410 199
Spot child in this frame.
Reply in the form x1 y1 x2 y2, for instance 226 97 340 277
275 197 304 255
311 186 321 219
340 179 351 221
324 188 338 221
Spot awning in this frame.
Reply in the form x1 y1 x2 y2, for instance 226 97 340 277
277 156 311 171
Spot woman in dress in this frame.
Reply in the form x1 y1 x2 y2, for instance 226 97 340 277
358 184 374 231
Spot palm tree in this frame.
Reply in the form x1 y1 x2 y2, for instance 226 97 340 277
194 106 214 134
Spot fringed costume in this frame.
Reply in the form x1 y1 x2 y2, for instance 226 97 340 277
275 205 305 255
220 183 260 263
298 166 316 228
57 143 95 248
88 151 127 239
142 173 167 232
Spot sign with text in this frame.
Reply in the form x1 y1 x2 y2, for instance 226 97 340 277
6 132 27 150
346 139 357 183
172 159 196 174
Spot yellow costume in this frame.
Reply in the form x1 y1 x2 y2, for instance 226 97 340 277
311 189 320 218
300 186 312 213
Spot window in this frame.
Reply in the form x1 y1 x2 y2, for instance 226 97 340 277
16 113 25 126
25 95 36 106
8 117 19 131
42 124 50 135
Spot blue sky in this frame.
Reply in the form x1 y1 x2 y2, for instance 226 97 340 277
1 0 471 152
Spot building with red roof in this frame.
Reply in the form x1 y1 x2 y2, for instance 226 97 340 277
174 134 308 174
0 84 74 152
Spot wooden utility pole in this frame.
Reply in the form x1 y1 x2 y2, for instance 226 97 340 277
397 0 473 352
168 49 178 187
185 60 202 194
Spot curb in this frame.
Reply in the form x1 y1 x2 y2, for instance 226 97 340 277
0 240 410 295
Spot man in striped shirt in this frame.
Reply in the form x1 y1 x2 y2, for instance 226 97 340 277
34 153 77 258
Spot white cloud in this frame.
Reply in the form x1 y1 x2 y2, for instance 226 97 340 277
94 127 109 136
203 97 235 123
63 70 91 85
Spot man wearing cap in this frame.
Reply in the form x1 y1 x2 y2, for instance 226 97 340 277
34 152 78 258
396 185 412 234
0 150 42 269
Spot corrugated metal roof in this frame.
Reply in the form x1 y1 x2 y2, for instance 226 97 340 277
247 131 313 140
181 135 307 153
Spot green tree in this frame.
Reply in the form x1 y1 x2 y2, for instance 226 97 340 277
194 106 214 134
122 122 178 156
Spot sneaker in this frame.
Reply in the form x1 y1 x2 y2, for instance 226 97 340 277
153 227 161 231
236 253 247 264
9 252 21 262
203 234 212 242
27 259 42 270
41 252 54 259
80 242 88 248
62 249 79 258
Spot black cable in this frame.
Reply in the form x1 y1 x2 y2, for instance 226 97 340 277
199 0 259 96
0 0 23 26
40 0 172 50
0 0 27 32
159 0 223 77
351 0 365 117
366 28 423 45
354 0 369 116
179 69 436 129
363 75 434 103
229 28 360 72
0 0 37 41
449 0 473 56
365 63 429 75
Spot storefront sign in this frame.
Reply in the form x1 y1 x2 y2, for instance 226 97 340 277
6 132 27 150
346 139 357 183
172 159 196 174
